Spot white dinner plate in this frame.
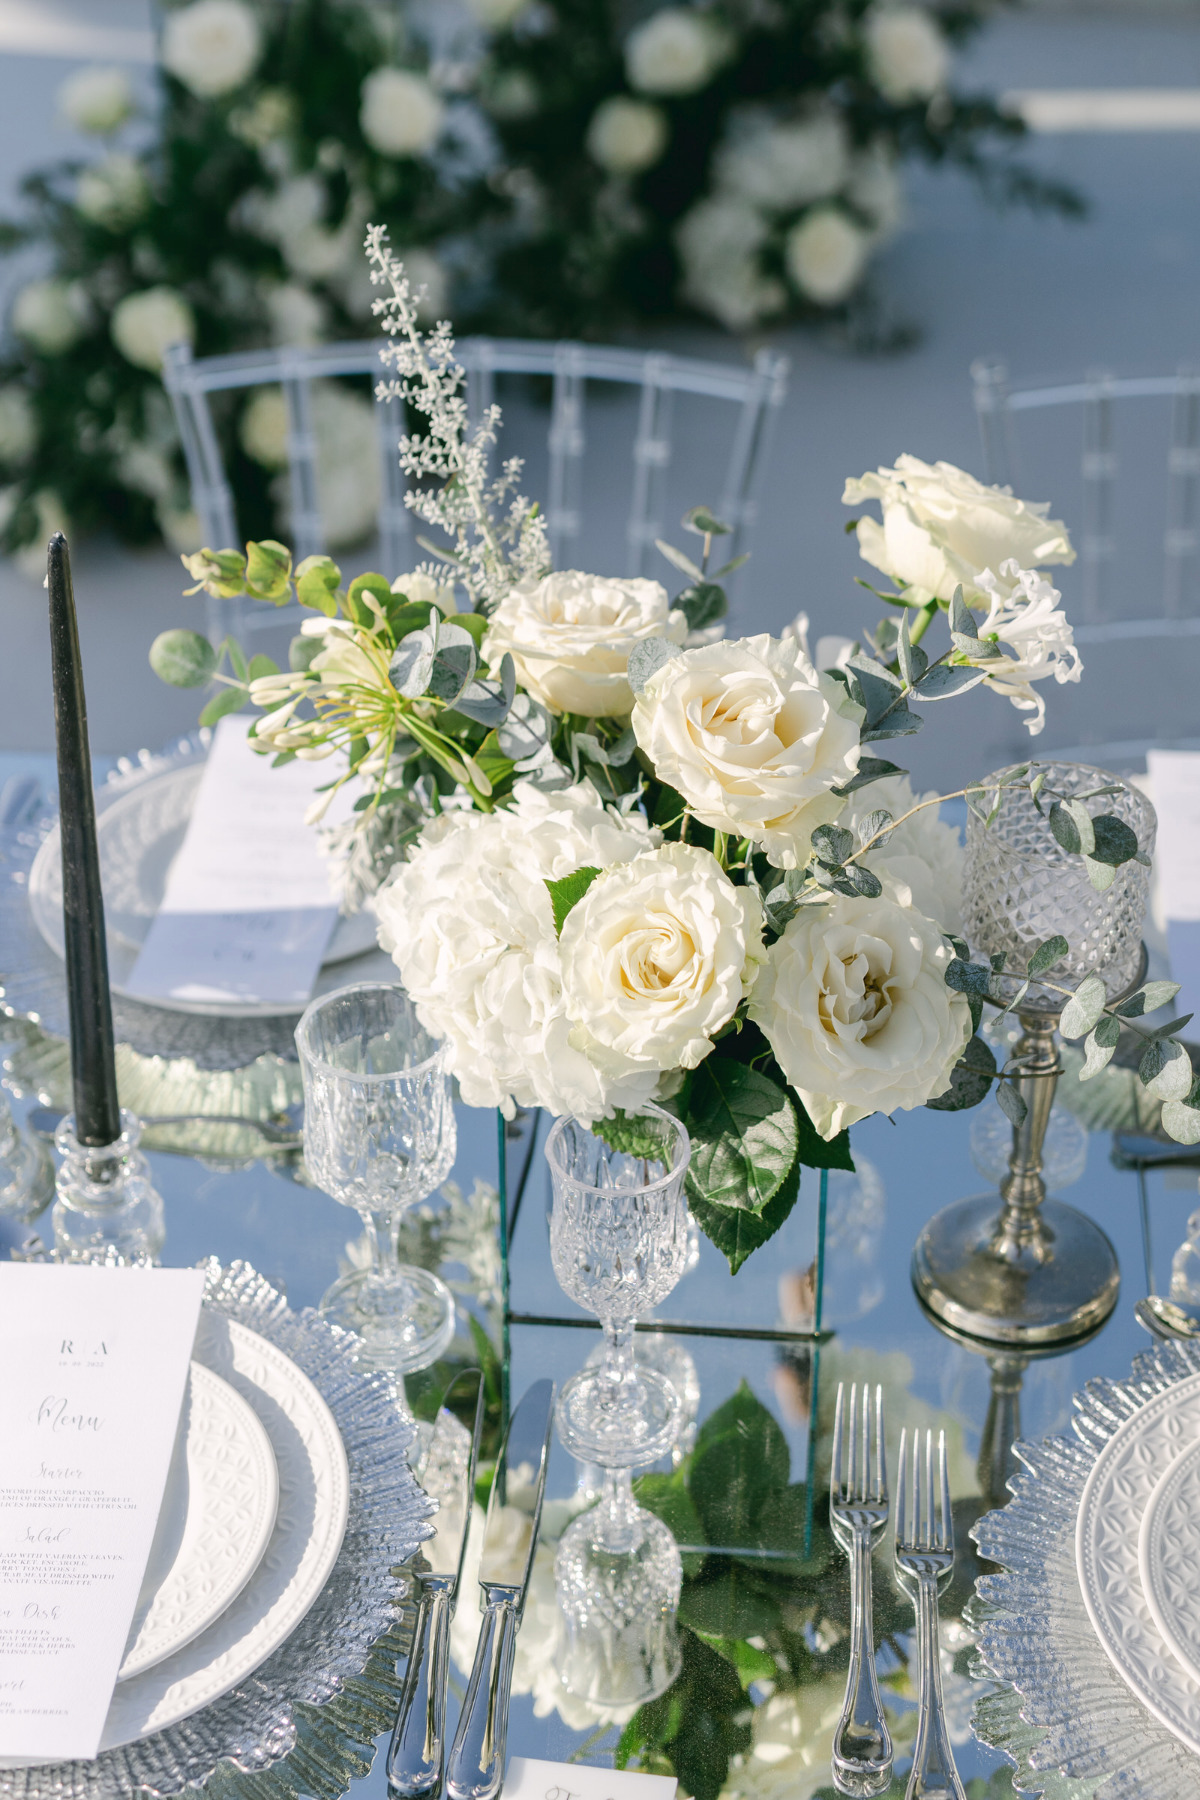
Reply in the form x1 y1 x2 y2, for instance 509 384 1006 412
119 1362 279 1681
1075 1369 1200 1754
1139 1435 1200 1690
27 763 381 1016
98 1314 350 1751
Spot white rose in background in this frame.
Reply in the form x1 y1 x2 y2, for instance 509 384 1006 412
626 8 729 95
720 1678 850 1800
675 196 784 332
162 0 261 98
12 278 89 354
376 783 658 1121
714 107 849 210
111 286 194 371
240 386 289 469
631 634 863 868
586 97 669 175
971 560 1083 734
391 568 457 613
560 842 765 1082
749 882 971 1138
0 389 36 467
75 153 150 230
483 571 686 718
785 206 869 306
263 281 326 346
360 68 444 157
864 6 950 104
58 65 135 134
841 773 964 932
843 455 1076 605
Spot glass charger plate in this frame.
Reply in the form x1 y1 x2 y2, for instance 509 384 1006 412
0 1260 432 1800
967 1340 1200 1800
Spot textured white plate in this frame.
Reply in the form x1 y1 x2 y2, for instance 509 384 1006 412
27 763 379 1015
1139 1435 1200 1690
98 1314 350 1751
1075 1369 1200 1754
119 1362 279 1681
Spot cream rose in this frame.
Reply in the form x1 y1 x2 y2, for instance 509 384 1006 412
842 455 1075 605
58 65 135 135
482 571 686 718
840 772 964 932
360 68 444 158
785 206 870 306
162 0 261 98
560 843 764 1082
625 8 728 95
375 782 659 1121
631 633 864 869
864 5 950 104
110 286 194 372
749 882 971 1139
586 97 668 174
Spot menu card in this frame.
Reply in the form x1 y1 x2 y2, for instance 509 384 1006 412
0 1265 205 1762
1146 751 1200 1026
125 713 349 1008
505 1759 676 1800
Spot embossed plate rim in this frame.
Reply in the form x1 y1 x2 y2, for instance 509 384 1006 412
1139 1435 1200 1691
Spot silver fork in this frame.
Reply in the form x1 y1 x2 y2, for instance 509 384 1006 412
829 1382 893 1798
894 1428 966 1800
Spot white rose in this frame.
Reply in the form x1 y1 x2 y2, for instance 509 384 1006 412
75 153 150 230
58 65 135 134
842 454 1076 605
111 286 194 371
560 842 764 1081
631 633 864 869
675 196 785 331
391 568 457 614
785 206 870 306
263 281 326 346
971 560 1083 735
864 6 950 104
714 108 849 210
0 389 36 467
360 68 444 157
11 279 88 355
240 385 288 468
482 571 686 718
162 0 261 98
841 773 964 932
586 97 668 175
749 883 971 1139
375 782 659 1121
720 1680 849 1800
625 8 728 96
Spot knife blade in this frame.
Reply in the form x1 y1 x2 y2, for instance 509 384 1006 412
446 1378 555 1800
387 1369 486 1800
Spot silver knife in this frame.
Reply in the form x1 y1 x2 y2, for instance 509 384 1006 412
445 1379 555 1800
387 1369 486 1800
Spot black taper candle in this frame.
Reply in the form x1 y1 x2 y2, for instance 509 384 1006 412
46 532 121 1147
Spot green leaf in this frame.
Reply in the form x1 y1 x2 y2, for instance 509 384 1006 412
949 585 973 636
543 865 601 936
917 663 985 698
710 552 750 580
896 611 927 688
1048 801 1082 855
688 1158 800 1273
226 637 249 683
289 633 323 672
678 1568 781 1639
633 1470 706 1577
830 864 883 900
1079 1014 1120 1080
384 599 438 642
1162 1081 1200 1144
1140 1038 1193 1099
591 1107 672 1160
1027 934 1069 977
997 1080 1027 1128
627 636 682 695
684 1062 799 1214
689 1381 790 1545
1116 980 1180 1018
926 1033 996 1111
676 582 728 632
1084 854 1118 892
682 505 732 538
294 553 342 616
1060 975 1107 1040
244 538 292 603
149 628 217 687
811 824 854 867
690 1632 778 1687
246 654 279 681
453 609 488 648
1089 812 1140 866
655 537 705 584
346 571 391 626
832 757 906 797
198 686 245 727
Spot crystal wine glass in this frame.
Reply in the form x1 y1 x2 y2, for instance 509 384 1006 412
297 981 456 1373
547 1105 691 1468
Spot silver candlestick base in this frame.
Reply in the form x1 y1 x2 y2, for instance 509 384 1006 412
912 1001 1119 1346
52 1109 165 1263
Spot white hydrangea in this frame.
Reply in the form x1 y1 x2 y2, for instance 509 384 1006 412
714 107 849 210
841 773 964 933
111 286 194 371
586 96 668 175
162 0 262 99
359 68 444 158
784 206 870 306
11 279 89 355
625 8 728 96
676 196 785 331
0 389 36 467
75 153 150 230
375 782 659 1121
58 65 135 134
864 5 950 104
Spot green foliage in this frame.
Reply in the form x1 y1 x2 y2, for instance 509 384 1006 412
926 1032 996 1111
149 627 216 687
683 1059 799 1215
543 865 601 936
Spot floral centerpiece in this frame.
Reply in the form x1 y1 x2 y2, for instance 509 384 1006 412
155 228 1200 1272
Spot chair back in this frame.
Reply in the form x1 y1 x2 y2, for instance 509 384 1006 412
164 337 789 645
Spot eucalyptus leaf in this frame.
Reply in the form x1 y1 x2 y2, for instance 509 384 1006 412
810 824 854 867
1079 1017 1120 1081
1048 802 1082 855
861 706 923 742
856 809 893 850
949 585 973 636
682 505 731 537
1027 934 1069 977
1162 1088 1200 1145
1141 1037 1194 1099
831 864 883 899
1060 975 1107 1039
832 757 905 797
926 1033 996 1111
677 582 728 632
896 612 927 688
1089 812 1140 866
1116 980 1181 1018
997 1081 1028 1128
655 538 704 584
1085 854 1118 892
198 686 245 727
916 663 986 699
149 628 217 687
627 635 682 695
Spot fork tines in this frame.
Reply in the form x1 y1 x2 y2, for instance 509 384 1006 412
831 1381 886 1506
895 1426 952 1553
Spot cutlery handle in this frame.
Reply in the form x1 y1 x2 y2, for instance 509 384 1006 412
832 1531 893 1797
446 1587 520 1800
906 1575 965 1800
387 1580 454 1800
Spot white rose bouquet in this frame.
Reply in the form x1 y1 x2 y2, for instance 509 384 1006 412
156 230 1198 1273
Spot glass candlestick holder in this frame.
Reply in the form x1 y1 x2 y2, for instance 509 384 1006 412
52 1109 165 1263
913 761 1156 1346
0 1090 54 1223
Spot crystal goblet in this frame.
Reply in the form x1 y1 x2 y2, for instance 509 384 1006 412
548 1105 691 1468
297 982 456 1374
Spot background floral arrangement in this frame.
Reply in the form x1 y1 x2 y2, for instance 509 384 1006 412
0 0 1081 565
154 230 1200 1276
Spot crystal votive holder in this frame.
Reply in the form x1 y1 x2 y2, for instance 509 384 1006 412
52 1109 165 1263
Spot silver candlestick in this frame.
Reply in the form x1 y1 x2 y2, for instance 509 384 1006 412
913 761 1156 1347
